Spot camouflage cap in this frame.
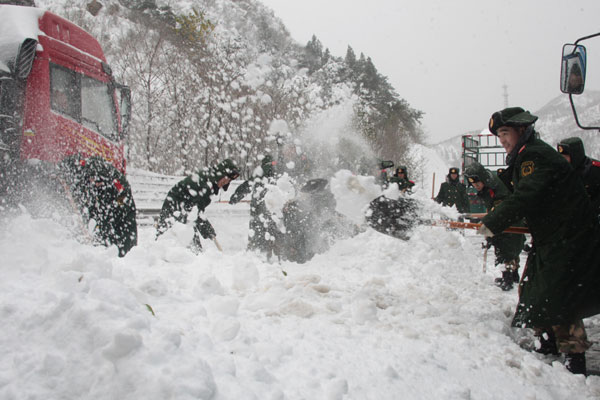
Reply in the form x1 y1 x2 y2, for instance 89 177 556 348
488 107 538 135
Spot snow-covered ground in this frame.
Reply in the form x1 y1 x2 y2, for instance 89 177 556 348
1 176 600 400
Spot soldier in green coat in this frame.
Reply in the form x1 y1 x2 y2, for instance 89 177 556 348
230 155 279 258
60 155 138 257
389 166 415 193
435 167 469 213
464 162 525 290
557 137 600 219
156 159 240 253
479 107 600 375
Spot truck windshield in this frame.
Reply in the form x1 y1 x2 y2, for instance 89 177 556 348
81 75 118 141
50 65 80 120
50 63 118 142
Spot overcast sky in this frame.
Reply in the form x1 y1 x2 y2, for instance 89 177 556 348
260 0 600 144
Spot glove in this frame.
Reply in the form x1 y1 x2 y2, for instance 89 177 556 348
198 218 216 239
477 224 494 238
482 237 493 249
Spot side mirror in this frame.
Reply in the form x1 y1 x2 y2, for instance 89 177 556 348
13 38 37 80
560 44 586 95
117 85 131 139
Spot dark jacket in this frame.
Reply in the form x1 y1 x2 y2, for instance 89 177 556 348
230 156 279 254
465 162 524 264
157 159 239 243
482 131 600 327
560 137 600 217
435 176 469 213
389 168 415 193
60 155 138 257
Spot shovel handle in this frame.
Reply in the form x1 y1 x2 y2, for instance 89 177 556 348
461 213 487 219
212 237 223 252
483 246 488 273
431 219 529 235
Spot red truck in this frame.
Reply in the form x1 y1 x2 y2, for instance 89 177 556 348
0 5 136 255
0 4 130 171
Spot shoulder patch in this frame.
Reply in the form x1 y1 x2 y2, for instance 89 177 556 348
592 160 600 168
521 160 534 177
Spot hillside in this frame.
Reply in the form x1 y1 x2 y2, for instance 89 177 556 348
535 90 600 158
30 0 424 176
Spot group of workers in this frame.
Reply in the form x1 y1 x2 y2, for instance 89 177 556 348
151 106 600 376
431 107 600 376
155 153 357 264
379 164 415 193
378 107 600 376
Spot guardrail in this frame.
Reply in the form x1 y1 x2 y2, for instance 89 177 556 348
127 168 249 226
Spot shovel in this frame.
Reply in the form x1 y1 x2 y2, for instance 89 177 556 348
366 195 529 239
212 237 223 252
428 219 529 234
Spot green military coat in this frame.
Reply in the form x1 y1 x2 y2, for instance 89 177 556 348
60 155 138 257
482 135 600 327
466 163 524 264
435 177 470 213
230 156 279 255
157 159 238 243
560 137 600 217
389 177 415 193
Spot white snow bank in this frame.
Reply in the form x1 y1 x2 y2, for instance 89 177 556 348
0 5 43 67
1 205 599 399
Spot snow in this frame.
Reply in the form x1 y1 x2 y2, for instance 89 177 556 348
0 5 43 69
409 142 452 195
244 54 273 90
2 175 599 400
1 1 599 397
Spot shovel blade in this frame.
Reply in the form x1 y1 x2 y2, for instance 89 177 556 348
366 195 420 240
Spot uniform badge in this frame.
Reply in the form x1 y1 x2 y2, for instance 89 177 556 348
521 161 534 177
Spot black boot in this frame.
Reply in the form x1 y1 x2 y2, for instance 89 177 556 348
565 353 587 375
495 270 513 291
535 330 559 355
512 269 520 283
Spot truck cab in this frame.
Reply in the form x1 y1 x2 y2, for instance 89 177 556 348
0 5 130 174
0 5 136 256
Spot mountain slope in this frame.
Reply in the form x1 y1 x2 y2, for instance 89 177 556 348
431 91 600 166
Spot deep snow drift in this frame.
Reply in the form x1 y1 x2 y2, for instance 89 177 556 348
1 178 599 400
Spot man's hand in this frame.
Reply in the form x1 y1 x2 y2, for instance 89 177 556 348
477 224 494 238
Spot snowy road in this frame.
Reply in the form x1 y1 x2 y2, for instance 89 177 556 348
1 186 599 399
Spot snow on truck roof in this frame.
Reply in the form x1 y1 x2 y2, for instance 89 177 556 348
0 5 107 75
0 5 43 73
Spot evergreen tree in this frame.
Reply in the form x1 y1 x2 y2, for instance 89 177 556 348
302 35 324 73
41 0 424 176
